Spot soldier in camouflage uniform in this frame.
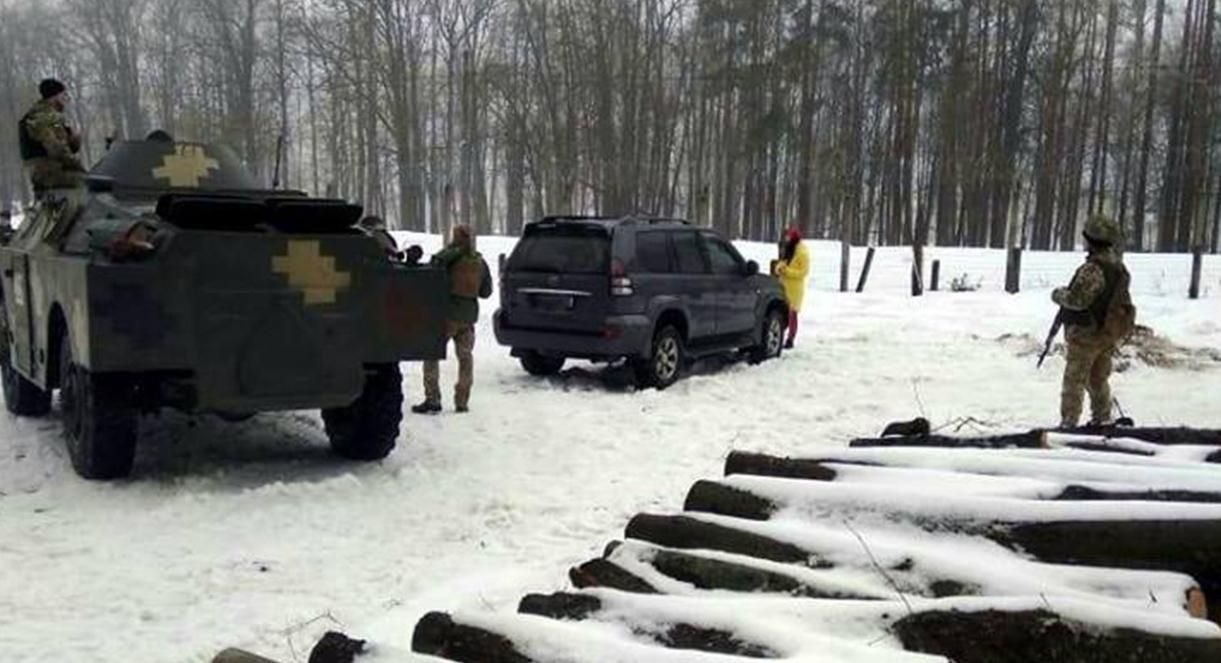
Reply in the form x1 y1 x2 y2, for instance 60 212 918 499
19 79 86 194
1052 215 1135 428
412 224 492 414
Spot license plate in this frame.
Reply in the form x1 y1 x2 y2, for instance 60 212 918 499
530 294 574 312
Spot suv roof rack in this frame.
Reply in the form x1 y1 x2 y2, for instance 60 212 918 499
536 214 688 226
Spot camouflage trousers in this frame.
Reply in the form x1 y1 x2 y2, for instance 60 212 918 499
1060 327 1116 428
423 321 475 408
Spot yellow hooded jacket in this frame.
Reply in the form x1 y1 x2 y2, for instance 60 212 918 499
775 241 809 312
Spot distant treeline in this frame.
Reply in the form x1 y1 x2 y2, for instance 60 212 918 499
0 0 1217 253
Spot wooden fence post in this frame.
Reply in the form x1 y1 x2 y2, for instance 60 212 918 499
1005 247 1023 294
931 259 941 292
911 244 925 297
1190 247 1203 300
855 247 876 293
839 240 851 292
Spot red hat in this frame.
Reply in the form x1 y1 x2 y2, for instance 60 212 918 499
784 227 802 241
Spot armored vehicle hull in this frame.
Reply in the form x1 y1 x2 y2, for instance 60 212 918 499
0 139 448 479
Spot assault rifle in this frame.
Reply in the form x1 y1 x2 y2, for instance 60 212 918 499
1037 310 1064 369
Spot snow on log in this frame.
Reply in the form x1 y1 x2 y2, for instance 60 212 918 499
568 558 658 594
1049 426 1221 446
850 431 1047 449
724 452 1221 502
625 510 1203 616
747 447 1221 493
1044 433 1221 463
687 477 1221 621
412 612 531 662
601 539 888 600
458 588 1221 663
624 513 825 566
411 609 934 662
519 592 777 657
894 607 1221 663
210 650 282 663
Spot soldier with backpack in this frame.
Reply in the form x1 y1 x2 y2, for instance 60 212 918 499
412 224 493 414
1051 215 1136 428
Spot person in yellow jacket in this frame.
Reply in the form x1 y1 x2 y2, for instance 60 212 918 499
773 227 809 349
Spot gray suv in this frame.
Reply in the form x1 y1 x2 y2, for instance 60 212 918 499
493 216 789 388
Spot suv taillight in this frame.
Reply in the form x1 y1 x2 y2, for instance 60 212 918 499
610 259 633 296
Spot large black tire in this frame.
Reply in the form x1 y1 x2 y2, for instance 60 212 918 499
322 364 403 461
59 337 138 480
748 307 786 365
0 299 51 416
633 325 684 390
519 351 566 376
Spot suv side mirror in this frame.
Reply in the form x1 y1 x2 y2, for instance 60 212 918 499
743 260 759 276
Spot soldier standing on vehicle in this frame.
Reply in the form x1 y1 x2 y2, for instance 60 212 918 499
412 224 492 414
1051 215 1136 428
358 215 404 261
19 79 86 195
773 227 809 349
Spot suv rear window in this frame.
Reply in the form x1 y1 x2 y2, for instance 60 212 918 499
508 224 610 274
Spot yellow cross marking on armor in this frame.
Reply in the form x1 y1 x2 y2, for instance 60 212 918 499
271 240 352 305
152 145 219 187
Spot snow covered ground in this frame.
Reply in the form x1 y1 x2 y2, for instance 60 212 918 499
0 234 1219 663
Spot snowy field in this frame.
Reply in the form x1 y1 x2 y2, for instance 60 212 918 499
0 234 1219 662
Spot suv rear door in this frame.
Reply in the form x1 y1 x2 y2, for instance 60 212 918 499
701 231 759 336
500 222 612 334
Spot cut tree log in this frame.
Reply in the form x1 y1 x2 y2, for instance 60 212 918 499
1050 426 1221 446
724 452 1221 503
412 612 531 662
686 478 1221 623
850 431 1047 449
211 650 282 663
568 558 658 594
518 591 778 658
733 448 1221 494
595 539 888 599
627 545 879 599
625 513 827 566
894 608 1221 663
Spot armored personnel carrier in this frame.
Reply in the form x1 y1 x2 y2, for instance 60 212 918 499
0 138 448 479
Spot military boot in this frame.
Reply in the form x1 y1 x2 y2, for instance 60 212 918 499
411 401 441 414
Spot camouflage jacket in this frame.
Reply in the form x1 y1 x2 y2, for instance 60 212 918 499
20 100 84 171
432 244 492 324
1052 247 1125 331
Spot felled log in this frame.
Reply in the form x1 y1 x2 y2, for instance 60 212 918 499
725 452 1221 503
411 612 531 663
1044 433 1221 462
739 448 1221 495
594 540 884 599
1051 426 1221 446
725 452 840 480
685 478 1221 622
308 632 365 663
625 513 825 566
568 558 658 594
211 650 282 663
519 592 776 658
894 608 1221 663
639 546 878 599
850 430 1046 449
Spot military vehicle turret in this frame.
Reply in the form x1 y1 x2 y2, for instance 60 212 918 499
0 138 448 479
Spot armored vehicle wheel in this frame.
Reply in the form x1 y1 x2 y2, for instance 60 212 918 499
518 351 565 377
748 308 786 365
59 338 138 480
322 363 403 461
633 326 684 390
